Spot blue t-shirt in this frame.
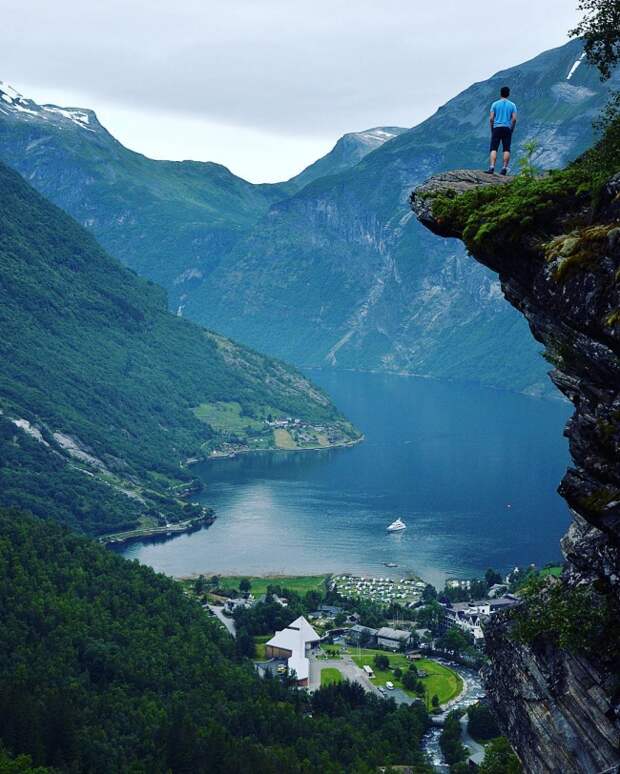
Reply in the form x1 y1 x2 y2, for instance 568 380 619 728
491 98 517 128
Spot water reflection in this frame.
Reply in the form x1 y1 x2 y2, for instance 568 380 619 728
121 371 571 585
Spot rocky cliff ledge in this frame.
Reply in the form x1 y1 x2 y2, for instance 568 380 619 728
412 169 620 773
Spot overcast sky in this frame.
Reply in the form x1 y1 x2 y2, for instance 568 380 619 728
3 0 582 182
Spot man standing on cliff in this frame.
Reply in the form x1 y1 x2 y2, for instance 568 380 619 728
487 86 517 175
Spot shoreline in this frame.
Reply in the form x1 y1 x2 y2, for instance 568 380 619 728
176 571 331 581
100 512 215 548
200 433 364 463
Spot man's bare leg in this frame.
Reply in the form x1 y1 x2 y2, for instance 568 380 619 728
489 149 497 169
502 150 510 169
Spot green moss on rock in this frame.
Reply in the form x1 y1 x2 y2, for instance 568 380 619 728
430 114 620 257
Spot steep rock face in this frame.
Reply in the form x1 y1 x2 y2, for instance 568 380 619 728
412 170 620 773
483 615 620 774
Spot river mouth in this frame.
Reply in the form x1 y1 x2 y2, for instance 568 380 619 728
120 371 571 585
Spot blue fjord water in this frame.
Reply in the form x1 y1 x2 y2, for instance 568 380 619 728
120 371 572 587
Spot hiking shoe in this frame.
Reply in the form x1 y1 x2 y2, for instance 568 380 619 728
500 168 508 176
486 167 495 174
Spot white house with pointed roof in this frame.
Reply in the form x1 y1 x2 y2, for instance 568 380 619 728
264 616 321 687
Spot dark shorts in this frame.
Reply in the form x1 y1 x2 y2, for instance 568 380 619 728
490 126 513 152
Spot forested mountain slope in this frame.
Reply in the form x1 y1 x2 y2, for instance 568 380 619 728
0 162 356 535
2 44 615 394
0 508 432 772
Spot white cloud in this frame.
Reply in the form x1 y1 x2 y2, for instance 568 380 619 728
2 0 582 181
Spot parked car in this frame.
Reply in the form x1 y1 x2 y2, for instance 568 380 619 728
385 681 394 691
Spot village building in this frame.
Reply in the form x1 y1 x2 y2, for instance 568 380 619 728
264 616 321 687
443 595 520 644
318 604 343 617
345 624 378 647
376 626 412 651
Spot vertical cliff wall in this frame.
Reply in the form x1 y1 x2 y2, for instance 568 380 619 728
411 168 620 774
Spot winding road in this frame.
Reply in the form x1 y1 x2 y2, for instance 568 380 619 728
208 605 237 637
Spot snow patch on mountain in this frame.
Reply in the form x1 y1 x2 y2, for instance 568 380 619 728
351 127 402 149
43 106 92 129
0 81 23 100
566 52 585 80
0 80 96 132
8 102 39 117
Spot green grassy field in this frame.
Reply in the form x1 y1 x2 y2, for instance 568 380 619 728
274 428 297 449
193 401 265 432
349 648 462 704
320 667 343 686
216 575 328 596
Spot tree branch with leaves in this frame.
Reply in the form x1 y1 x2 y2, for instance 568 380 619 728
570 0 620 80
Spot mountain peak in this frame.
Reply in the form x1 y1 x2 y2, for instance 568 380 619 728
0 81 98 132
287 125 407 191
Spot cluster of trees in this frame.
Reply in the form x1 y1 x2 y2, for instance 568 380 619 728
478 737 522 773
414 600 444 634
234 595 307 633
326 593 390 630
0 508 436 772
439 711 468 769
439 708 520 773
570 0 620 81
372 657 429 700
467 702 500 742
435 628 475 656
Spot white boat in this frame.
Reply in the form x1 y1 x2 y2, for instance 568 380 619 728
386 517 406 532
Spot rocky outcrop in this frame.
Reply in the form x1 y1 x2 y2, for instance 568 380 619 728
412 170 513 236
412 169 620 773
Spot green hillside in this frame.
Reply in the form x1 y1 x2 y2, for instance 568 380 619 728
0 162 357 535
0 507 432 772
